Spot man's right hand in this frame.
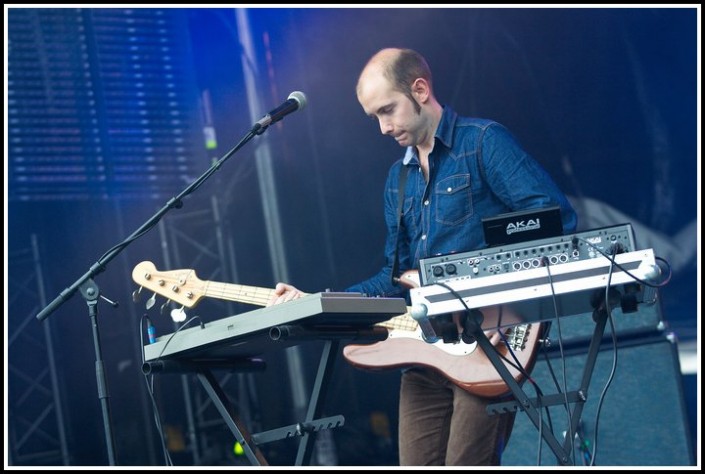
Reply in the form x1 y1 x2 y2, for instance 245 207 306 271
268 283 306 306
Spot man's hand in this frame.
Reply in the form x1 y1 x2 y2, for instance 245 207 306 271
482 329 504 346
268 283 306 306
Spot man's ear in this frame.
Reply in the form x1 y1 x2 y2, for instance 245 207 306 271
412 78 431 103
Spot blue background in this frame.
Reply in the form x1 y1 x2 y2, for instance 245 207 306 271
6 7 699 467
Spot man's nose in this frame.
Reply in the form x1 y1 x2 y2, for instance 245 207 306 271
379 118 393 135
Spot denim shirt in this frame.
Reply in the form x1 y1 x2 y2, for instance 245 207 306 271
346 105 577 298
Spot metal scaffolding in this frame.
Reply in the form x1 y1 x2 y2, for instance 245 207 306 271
7 234 70 466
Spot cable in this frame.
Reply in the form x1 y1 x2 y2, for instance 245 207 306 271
585 252 621 467
142 373 174 466
429 237 647 466
140 314 173 466
551 240 622 466
435 280 554 465
540 256 576 466
434 281 533 378
576 238 673 288
139 313 205 466
575 422 593 466
155 315 206 360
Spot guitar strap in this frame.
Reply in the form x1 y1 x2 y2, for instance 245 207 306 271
391 164 410 285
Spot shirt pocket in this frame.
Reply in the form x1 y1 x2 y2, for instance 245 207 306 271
434 174 473 225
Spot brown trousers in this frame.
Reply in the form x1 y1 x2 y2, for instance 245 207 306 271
398 367 516 466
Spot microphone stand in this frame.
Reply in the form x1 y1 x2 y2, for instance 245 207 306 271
36 123 268 465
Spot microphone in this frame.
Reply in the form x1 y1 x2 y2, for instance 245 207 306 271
253 91 307 131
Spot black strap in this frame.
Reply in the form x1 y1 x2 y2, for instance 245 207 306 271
391 164 410 285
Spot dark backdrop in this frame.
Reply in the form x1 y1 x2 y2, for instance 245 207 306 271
6 6 698 467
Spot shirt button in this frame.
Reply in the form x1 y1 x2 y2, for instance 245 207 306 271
446 187 452 193
421 234 427 240
424 200 429 206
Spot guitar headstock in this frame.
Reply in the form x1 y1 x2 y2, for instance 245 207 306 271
131 261 204 308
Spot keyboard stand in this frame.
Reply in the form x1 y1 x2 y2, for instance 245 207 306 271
462 290 621 466
143 325 386 466
195 367 269 465
251 338 343 466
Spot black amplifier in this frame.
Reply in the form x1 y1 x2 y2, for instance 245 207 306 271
419 223 637 286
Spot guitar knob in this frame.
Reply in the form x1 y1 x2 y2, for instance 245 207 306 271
170 307 186 323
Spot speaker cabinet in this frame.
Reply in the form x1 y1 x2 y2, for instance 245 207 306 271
542 295 664 345
501 333 694 466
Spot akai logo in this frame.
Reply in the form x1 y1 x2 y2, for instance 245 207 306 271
506 218 541 235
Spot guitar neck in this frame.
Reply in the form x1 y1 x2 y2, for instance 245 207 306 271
377 309 418 332
203 281 274 307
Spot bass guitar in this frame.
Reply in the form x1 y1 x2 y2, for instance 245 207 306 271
131 261 542 397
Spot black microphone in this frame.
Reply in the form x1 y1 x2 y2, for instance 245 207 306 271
253 91 307 131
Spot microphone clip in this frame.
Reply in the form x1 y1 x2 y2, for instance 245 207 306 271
251 122 269 135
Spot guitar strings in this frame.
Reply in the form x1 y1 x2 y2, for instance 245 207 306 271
203 281 275 306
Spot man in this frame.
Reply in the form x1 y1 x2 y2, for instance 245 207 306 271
269 47 577 465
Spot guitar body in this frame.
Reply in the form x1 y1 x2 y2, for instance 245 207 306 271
342 316 543 398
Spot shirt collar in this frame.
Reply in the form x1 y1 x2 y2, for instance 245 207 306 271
435 104 457 149
402 105 457 166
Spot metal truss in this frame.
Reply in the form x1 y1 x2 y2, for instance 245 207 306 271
7 234 70 466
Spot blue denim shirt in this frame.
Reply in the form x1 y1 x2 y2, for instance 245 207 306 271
346 105 577 298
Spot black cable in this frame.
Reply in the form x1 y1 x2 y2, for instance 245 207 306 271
139 314 205 465
576 238 673 288
155 315 206 360
434 279 553 465
140 314 174 466
540 256 577 465
434 281 535 378
585 251 621 467
562 237 669 466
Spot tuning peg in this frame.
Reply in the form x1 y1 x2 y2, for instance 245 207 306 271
160 300 170 315
170 306 187 323
132 286 142 303
146 292 157 310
